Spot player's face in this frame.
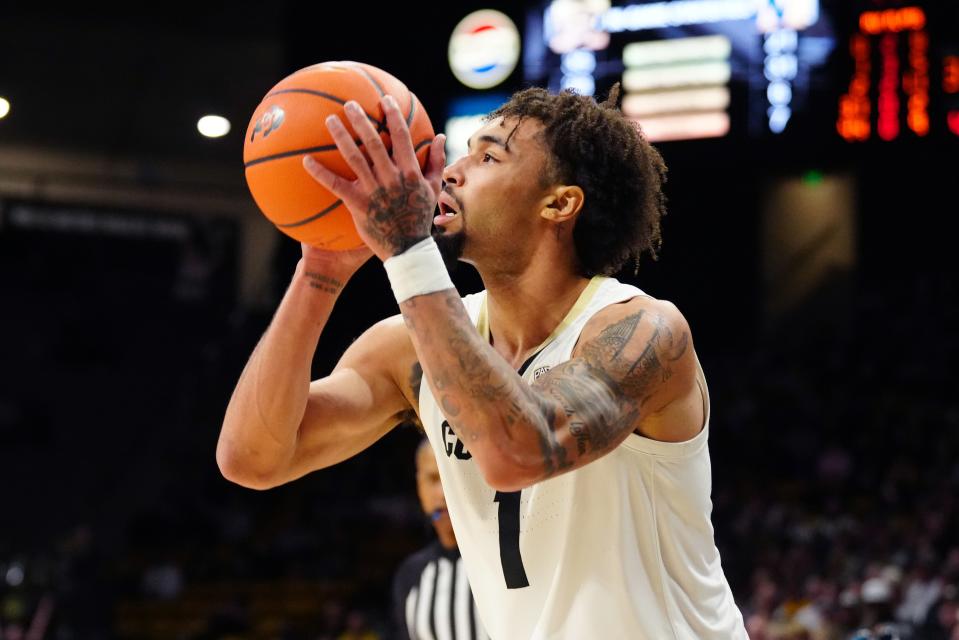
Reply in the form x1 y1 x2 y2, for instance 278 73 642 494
435 117 554 268
415 445 454 541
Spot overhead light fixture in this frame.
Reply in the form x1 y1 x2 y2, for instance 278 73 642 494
0 97 10 120
197 115 231 138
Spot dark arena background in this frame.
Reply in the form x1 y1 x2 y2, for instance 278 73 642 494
1 1 957 639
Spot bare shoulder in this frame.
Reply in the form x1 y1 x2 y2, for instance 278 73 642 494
573 295 699 435
577 294 688 341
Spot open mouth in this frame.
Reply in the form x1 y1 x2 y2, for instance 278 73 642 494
434 199 460 226
438 200 459 217
440 202 456 217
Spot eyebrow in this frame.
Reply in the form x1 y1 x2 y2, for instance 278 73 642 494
466 134 512 153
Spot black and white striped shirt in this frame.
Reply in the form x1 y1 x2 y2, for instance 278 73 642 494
392 542 489 640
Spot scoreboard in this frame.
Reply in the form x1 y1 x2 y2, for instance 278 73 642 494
441 0 954 146
836 5 956 142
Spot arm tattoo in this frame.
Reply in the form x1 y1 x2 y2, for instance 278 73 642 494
618 314 689 403
400 289 689 482
303 271 344 295
535 398 572 475
538 310 690 461
365 174 433 255
409 361 423 401
541 364 623 456
442 296 511 402
394 362 424 430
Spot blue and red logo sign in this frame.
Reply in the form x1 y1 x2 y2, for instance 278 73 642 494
448 10 521 90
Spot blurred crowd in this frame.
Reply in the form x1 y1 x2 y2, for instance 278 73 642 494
710 272 959 640
1 235 956 639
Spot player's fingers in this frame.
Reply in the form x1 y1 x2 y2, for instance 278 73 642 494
424 134 447 198
382 95 418 175
302 154 357 200
325 113 377 190
343 101 395 181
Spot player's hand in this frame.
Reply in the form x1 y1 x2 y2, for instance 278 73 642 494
301 95 446 262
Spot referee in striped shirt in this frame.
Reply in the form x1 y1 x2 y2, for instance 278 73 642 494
392 439 489 640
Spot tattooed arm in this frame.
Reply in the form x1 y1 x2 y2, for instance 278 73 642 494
296 95 699 489
399 292 699 492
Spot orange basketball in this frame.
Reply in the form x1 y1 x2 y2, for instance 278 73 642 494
243 61 435 250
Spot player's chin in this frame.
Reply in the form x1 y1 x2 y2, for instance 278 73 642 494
432 228 466 271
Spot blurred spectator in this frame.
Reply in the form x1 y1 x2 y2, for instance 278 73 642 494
337 609 379 640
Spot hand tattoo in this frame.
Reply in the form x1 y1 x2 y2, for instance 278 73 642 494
365 174 433 255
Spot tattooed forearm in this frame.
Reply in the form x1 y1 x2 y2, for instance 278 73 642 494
402 290 548 458
441 296 516 402
535 399 572 475
303 271 345 295
365 174 433 255
541 362 621 456
409 361 423 401
399 288 692 487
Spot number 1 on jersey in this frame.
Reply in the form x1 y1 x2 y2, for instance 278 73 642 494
494 490 530 589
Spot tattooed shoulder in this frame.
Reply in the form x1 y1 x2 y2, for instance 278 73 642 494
576 298 692 409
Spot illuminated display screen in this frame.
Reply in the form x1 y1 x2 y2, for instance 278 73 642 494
518 0 959 144
836 5 957 141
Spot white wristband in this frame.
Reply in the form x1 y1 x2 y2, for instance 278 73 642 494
383 237 455 304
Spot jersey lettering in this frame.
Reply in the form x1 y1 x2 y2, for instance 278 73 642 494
441 420 472 460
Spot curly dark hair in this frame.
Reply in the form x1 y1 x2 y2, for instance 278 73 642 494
487 84 667 276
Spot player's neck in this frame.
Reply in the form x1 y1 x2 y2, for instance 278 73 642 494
481 260 590 370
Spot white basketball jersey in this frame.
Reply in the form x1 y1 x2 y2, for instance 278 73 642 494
418 276 747 640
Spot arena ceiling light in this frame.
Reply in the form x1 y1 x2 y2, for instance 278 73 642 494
197 114 231 138
448 10 521 90
0 97 10 120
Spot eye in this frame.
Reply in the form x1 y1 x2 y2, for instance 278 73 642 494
482 152 497 163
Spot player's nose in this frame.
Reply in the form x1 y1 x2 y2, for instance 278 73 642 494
442 158 464 186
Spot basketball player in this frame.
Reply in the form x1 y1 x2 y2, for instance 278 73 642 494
217 86 748 639
392 439 489 640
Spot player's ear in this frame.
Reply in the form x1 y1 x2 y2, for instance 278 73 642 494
540 185 585 224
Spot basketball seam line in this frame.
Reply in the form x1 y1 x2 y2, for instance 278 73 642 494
263 139 429 229
276 199 343 228
345 64 387 97
313 62 387 128
245 136 371 167
245 144 340 167
264 87 385 130
246 136 431 168
260 138 430 229
343 66 390 132
267 87 346 104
